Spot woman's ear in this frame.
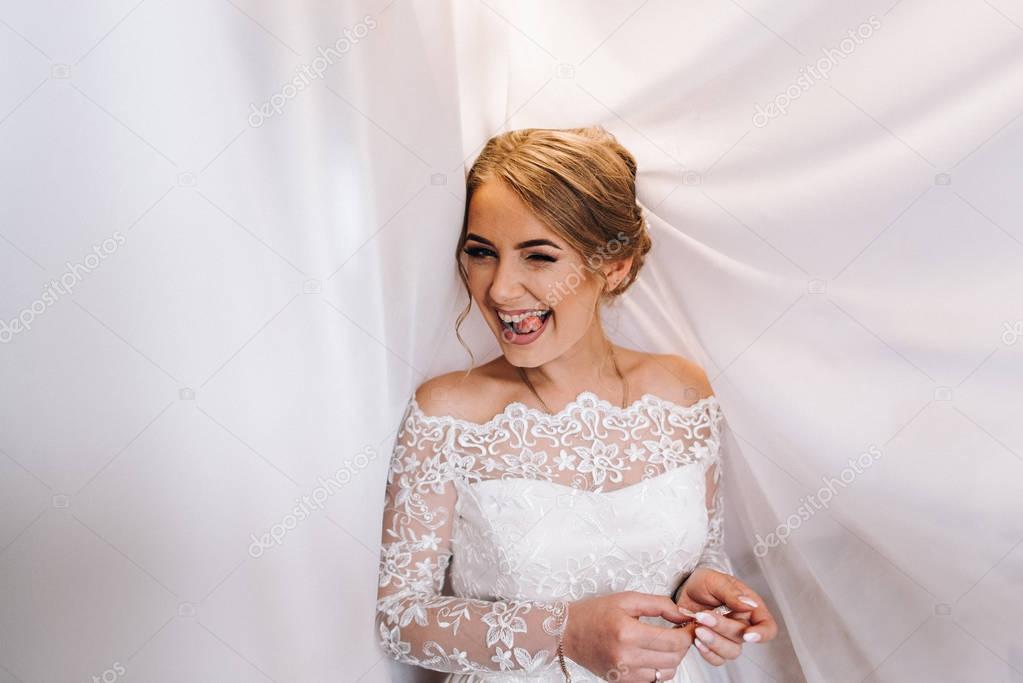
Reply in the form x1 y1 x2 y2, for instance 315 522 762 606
604 256 634 291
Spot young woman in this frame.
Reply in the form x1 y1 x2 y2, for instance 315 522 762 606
375 126 778 682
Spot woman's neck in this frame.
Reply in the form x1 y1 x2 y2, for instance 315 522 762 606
513 323 624 398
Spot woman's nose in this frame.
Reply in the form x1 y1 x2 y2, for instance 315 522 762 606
489 258 524 302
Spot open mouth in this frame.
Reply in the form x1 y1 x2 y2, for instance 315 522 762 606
495 308 552 345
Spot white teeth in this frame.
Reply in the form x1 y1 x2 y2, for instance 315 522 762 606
497 309 550 323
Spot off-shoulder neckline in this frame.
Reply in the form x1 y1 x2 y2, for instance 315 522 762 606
407 389 719 431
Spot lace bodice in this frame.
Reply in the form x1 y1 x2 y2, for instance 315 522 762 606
375 389 733 680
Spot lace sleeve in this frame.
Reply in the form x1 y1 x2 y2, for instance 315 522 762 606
694 399 733 576
695 456 734 575
375 395 570 675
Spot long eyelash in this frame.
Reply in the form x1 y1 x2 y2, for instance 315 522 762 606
462 247 556 263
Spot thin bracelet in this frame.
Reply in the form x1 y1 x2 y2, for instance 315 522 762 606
556 602 572 682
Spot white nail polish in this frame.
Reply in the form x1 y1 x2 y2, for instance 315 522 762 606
694 611 718 627
743 632 762 643
738 596 759 608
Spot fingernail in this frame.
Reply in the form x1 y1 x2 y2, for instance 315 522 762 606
738 596 759 608
743 632 762 643
694 638 710 653
695 626 715 644
678 605 697 617
694 611 718 627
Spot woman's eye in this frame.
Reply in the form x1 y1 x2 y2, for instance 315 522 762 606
462 246 556 264
462 246 494 259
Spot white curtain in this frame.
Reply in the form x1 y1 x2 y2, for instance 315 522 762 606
1 1 1021 682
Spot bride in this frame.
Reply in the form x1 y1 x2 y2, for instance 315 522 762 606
375 126 778 682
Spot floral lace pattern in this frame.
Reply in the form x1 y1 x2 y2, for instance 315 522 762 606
375 390 732 678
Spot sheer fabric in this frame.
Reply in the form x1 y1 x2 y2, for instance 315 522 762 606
375 389 733 681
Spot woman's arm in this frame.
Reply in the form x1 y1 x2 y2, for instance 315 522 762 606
672 402 779 663
375 395 570 675
671 458 732 605
673 400 733 603
698 455 734 573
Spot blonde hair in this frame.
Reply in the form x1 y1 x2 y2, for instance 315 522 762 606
453 125 653 368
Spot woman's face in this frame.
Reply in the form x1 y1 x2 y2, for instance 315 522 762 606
461 178 621 367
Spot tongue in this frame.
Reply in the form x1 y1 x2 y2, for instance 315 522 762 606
513 314 543 334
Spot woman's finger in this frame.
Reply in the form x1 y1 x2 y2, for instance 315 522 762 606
692 631 726 666
686 610 751 644
735 593 777 644
634 666 680 683
710 576 778 643
621 591 691 625
632 620 692 655
694 625 742 662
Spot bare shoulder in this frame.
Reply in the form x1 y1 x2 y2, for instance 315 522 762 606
630 351 714 406
413 359 518 423
413 371 479 418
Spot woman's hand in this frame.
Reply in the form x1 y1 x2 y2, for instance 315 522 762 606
675 567 779 666
563 591 696 682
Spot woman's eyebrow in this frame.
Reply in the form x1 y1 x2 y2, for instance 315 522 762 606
466 233 562 250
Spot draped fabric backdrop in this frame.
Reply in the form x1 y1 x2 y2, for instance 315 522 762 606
1 1 1021 682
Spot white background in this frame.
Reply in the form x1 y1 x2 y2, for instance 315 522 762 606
1 1 1022 682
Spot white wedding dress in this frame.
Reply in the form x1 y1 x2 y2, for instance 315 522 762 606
375 389 737 683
